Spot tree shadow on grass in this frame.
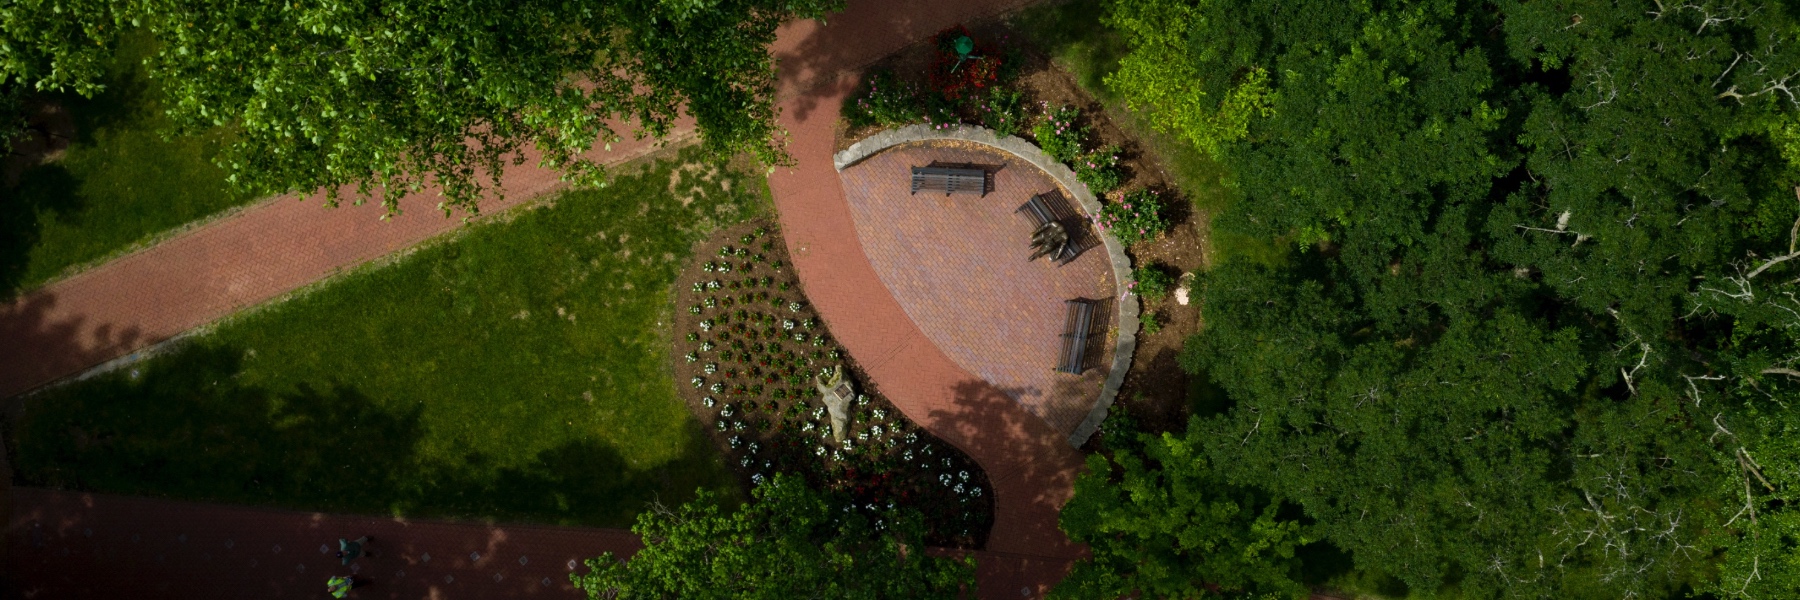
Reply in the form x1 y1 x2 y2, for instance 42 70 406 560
7 342 732 528
0 165 85 299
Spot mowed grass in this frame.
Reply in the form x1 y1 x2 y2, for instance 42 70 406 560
0 34 255 297
9 150 761 526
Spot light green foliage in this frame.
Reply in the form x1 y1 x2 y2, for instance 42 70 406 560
573 474 975 600
1056 417 1307 600
0 0 842 213
1104 0 1273 156
1096 0 1800 597
1073 144 1123 195
10 152 758 526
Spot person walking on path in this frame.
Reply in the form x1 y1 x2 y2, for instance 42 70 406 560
326 575 354 598
337 535 374 564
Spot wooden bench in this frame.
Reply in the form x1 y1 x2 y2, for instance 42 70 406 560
911 166 987 197
1057 299 1096 374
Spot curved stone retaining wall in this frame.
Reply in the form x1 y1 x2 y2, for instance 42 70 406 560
833 124 1136 448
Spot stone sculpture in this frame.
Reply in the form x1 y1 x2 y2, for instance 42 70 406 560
813 365 854 444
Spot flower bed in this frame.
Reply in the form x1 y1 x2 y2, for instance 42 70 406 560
670 220 994 548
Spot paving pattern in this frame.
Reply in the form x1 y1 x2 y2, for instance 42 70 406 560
839 145 1111 435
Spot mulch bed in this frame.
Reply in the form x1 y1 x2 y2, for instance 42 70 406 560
667 219 994 548
833 21 1211 439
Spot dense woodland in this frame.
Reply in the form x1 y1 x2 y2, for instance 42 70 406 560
1061 0 1800 598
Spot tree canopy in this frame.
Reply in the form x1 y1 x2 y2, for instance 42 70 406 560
0 0 841 212
572 474 974 600
1072 0 1800 598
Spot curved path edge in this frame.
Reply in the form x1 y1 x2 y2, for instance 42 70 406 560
833 124 1138 448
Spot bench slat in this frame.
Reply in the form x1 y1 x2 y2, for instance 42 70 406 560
1058 299 1095 374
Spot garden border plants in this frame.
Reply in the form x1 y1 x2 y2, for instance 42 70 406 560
667 219 995 548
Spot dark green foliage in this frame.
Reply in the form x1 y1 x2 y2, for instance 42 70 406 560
572 474 975 600
1132 262 1177 303
1056 416 1308 599
1083 0 1800 598
0 0 843 213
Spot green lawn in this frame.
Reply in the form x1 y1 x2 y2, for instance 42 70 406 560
8 150 760 527
0 34 255 298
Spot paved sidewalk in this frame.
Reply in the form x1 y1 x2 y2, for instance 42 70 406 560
5 487 644 600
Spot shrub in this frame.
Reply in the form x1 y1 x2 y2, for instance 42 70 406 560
1033 104 1086 163
1073 144 1123 195
1097 189 1170 246
1140 311 1161 335
979 87 1028 138
844 70 921 129
929 25 1003 101
1132 263 1177 303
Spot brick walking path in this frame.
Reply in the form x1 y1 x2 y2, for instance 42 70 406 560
2 0 1093 597
768 77 1089 596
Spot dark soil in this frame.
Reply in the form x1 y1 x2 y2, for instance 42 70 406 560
667 219 994 548
833 22 1210 439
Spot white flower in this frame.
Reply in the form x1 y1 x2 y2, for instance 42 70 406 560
716 420 727 431
702 397 716 408
903 450 914 461
971 486 983 497
843 440 854 451
959 470 970 481
858 431 870 441
871 425 885 437
748 443 760 454
954 483 965 494
740 457 751 467
691 377 705 388
685 352 699 363
734 421 747 431
872 409 886 420
729 436 742 448
939 474 953 486
751 473 765 485
783 319 796 330
788 302 803 312
700 342 715 351
802 421 816 432
710 383 724 393
699 320 714 331
815 445 827 456
721 406 734 417
703 363 718 375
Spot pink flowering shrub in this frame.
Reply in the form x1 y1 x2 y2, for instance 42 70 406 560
1031 104 1086 163
844 70 922 129
1073 144 1123 195
979 87 1027 138
1097 189 1170 246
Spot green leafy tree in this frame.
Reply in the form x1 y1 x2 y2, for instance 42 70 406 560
0 0 842 212
572 474 974 600
1055 416 1309 600
1094 0 1800 598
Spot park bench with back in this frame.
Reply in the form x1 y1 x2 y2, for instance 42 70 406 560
1057 299 1096 374
911 166 988 197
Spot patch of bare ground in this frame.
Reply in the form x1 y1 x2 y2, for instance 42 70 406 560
832 21 1211 438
